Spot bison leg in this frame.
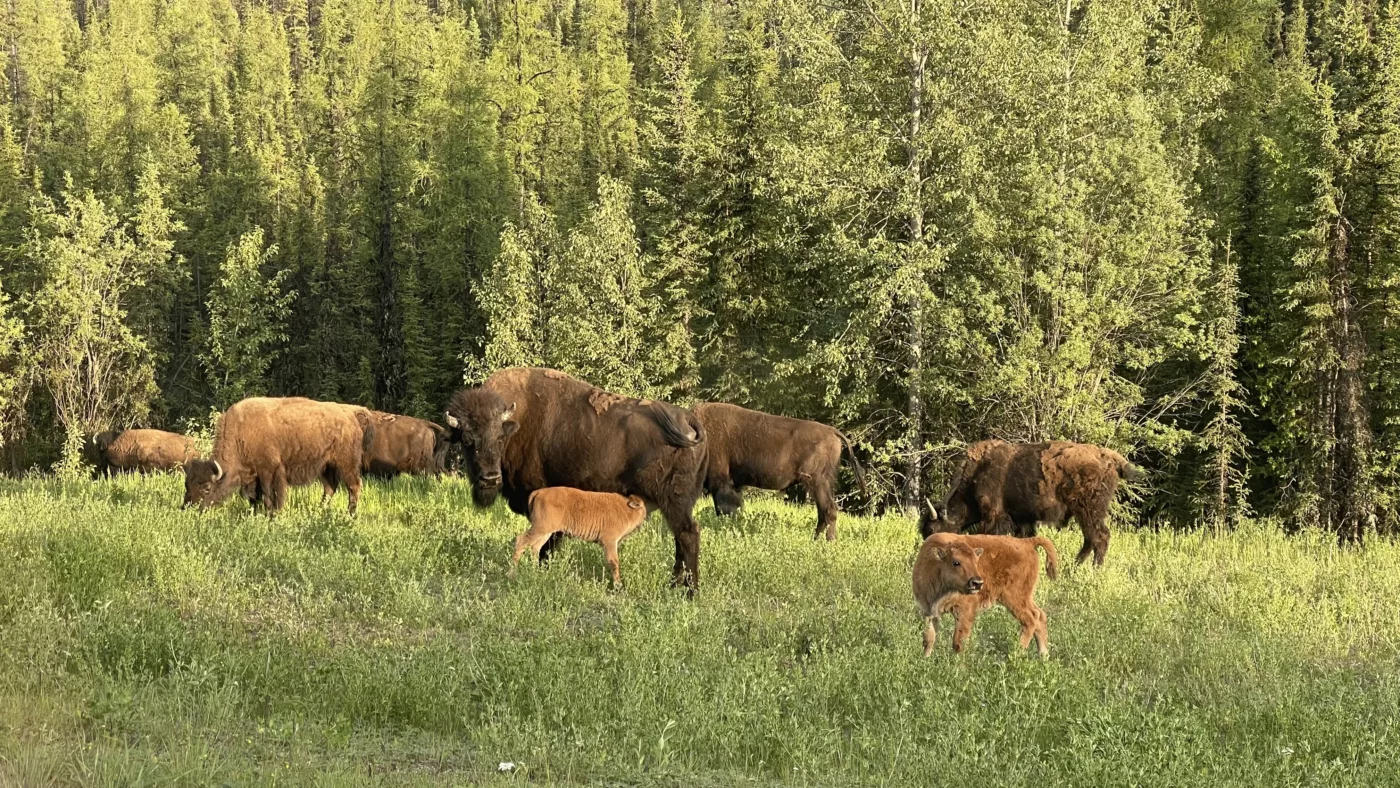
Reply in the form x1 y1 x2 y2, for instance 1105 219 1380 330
343 469 362 516
268 468 290 515
537 532 567 565
809 476 838 542
510 527 555 578
922 615 938 657
711 480 743 516
1090 528 1109 566
1010 601 1048 657
950 602 978 654
663 506 701 593
320 473 337 505
602 538 624 589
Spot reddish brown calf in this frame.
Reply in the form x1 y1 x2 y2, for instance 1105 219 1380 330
912 532 1059 657
511 487 651 588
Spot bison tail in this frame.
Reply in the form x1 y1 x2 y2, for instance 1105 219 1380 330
356 413 377 454
1106 449 1142 481
651 404 704 448
837 430 869 502
1032 536 1060 580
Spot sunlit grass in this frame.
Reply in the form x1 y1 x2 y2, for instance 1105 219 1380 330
1 474 1398 785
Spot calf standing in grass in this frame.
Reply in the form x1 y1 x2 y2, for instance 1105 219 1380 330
912 532 1059 657
510 488 650 588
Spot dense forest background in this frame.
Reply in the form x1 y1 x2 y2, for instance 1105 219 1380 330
0 0 1396 536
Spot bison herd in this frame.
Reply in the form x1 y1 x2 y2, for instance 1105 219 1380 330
87 366 1143 657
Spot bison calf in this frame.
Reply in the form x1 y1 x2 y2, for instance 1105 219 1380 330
912 532 1059 657
510 488 650 588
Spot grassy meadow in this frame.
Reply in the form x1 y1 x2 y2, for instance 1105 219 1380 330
1 474 1398 787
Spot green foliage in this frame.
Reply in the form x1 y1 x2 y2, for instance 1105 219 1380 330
22 183 163 475
202 227 296 407
1 477 1398 783
1 0 1400 535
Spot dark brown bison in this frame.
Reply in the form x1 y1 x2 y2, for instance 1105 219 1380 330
362 411 450 478
922 439 1141 566
183 397 375 515
84 429 197 477
445 368 708 590
692 402 867 541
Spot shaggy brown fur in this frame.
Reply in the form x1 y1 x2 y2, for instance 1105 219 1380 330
445 368 708 591
183 397 375 515
912 532 1059 657
361 411 450 478
693 402 867 541
86 429 197 477
923 439 1140 566
510 488 651 587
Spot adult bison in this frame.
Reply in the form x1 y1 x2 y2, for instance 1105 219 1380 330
692 402 867 540
922 439 1141 566
444 368 708 590
362 412 451 478
85 429 197 477
183 397 375 515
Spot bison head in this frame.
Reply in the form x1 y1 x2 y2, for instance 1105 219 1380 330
922 498 967 536
926 533 985 594
445 388 518 508
182 459 226 509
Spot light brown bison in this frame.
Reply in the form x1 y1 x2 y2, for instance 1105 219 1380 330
362 411 451 478
912 532 1059 657
183 397 375 515
445 368 708 591
510 488 651 588
693 402 867 541
922 439 1140 566
85 429 197 477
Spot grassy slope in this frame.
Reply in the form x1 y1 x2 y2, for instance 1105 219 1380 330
0 475 1398 787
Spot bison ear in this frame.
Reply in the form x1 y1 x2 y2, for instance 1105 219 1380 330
211 460 223 481
973 547 984 557
501 402 516 421
931 547 945 561
444 411 459 429
627 497 644 510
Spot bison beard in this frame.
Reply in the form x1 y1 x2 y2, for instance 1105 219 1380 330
445 368 708 591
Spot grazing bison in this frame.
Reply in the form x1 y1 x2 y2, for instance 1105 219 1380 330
913 532 1059 657
922 439 1141 566
510 488 651 588
85 429 197 477
362 411 451 478
183 397 375 515
445 368 708 590
693 402 868 541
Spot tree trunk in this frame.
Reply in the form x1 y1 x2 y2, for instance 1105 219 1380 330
1330 217 1372 544
901 0 926 515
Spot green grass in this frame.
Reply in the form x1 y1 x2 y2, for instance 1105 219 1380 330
1 474 1398 786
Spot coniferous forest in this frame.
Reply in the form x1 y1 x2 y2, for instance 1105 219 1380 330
0 0 1398 537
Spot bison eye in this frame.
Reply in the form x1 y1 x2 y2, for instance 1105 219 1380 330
952 560 961 567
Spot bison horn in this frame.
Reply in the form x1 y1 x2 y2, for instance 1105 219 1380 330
445 411 459 429
924 497 938 521
211 460 224 481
